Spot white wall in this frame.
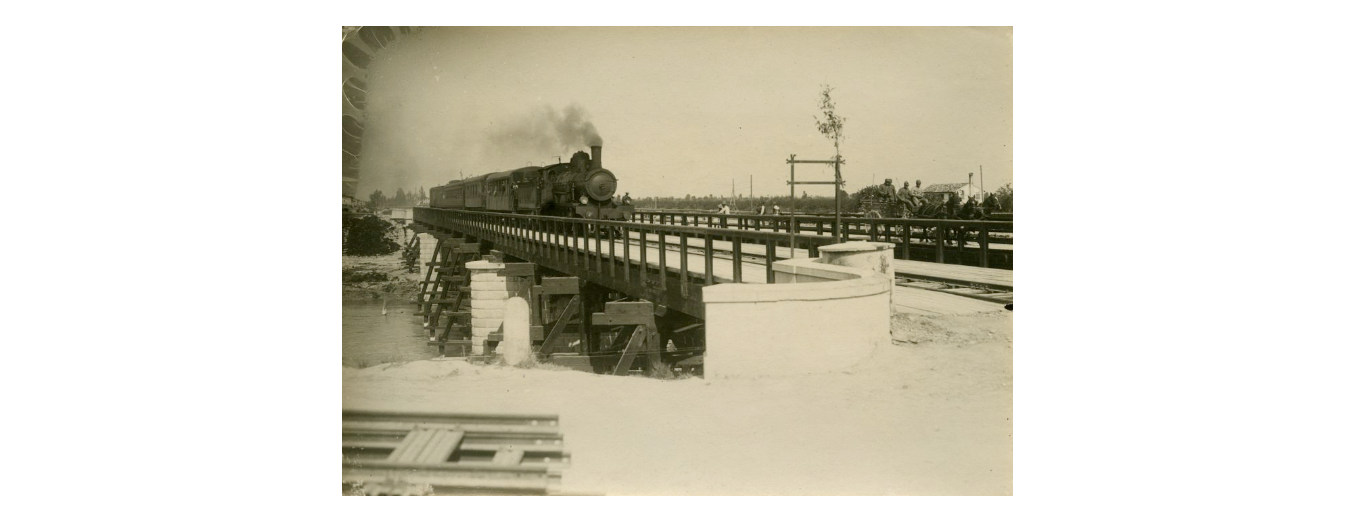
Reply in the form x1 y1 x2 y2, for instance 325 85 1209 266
703 255 893 379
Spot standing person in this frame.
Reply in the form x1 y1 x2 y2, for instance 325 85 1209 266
621 192 633 205
757 202 766 215
772 203 781 215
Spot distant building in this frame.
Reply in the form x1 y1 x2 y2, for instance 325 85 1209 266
342 195 363 213
920 182 976 203
390 207 414 223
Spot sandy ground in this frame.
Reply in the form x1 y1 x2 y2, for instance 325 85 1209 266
342 298 1013 495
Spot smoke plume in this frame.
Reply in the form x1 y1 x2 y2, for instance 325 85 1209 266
487 104 603 159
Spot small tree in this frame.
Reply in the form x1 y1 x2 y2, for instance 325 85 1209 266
994 183 1013 212
814 84 848 237
814 84 846 160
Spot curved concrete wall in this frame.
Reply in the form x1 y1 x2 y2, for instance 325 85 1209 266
703 254 893 379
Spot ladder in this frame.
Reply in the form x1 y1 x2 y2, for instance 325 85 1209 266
417 234 480 356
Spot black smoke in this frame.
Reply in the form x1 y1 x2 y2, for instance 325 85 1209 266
487 104 603 159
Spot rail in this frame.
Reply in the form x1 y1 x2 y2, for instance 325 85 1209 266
413 208 838 318
342 409 568 495
630 210 1013 268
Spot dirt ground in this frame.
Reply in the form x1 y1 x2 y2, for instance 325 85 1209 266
342 298 1013 495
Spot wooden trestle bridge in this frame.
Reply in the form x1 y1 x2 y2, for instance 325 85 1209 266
409 207 1012 375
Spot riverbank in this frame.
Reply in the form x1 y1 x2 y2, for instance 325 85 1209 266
343 216 423 302
342 252 422 302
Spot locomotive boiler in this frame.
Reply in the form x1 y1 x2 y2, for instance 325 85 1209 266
428 145 633 220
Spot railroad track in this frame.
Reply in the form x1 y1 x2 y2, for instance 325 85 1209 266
636 233 1014 304
894 276 1013 304
342 410 570 495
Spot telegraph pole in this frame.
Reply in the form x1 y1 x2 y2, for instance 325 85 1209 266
787 154 846 242
834 155 843 239
980 165 985 200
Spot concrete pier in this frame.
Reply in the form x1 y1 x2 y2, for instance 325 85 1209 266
417 233 438 268
704 242 894 379
499 297 532 366
466 259 508 355
818 241 896 304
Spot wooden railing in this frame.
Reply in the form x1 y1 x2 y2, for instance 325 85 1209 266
413 208 838 318
630 210 1013 268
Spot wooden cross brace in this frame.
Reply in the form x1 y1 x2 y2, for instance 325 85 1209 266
533 277 581 357
591 301 661 375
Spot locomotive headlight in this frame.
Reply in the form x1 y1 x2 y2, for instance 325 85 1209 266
580 195 590 205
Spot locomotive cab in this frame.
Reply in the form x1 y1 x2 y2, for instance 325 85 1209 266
510 167 543 212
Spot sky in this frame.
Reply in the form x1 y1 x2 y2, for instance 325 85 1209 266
355 26 1012 200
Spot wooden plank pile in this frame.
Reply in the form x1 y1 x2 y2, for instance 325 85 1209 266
342 409 569 495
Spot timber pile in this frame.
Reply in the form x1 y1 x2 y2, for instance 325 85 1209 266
342 409 569 495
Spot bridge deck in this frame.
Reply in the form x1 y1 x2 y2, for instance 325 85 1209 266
538 230 773 284
499 230 1011 289
415 209 1011 301
892 286 1008 315
618 231 1013 291
626 231 811 260
641 223 1013 252
625 230 1013 290
893 260 1013 291
810 230 1014 252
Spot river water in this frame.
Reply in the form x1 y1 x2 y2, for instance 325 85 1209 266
342 301 439 367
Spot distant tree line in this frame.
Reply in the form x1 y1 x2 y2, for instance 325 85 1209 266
367 187 427 209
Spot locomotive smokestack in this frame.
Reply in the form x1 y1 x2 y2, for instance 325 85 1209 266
591 145 602 169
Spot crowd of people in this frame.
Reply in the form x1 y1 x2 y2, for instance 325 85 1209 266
713 201 781 215
690 178 1006 219
884 180 1007 219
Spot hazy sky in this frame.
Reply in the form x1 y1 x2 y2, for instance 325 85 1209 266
357 26 1012 199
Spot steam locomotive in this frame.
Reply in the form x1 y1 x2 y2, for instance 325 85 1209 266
429 145 633 220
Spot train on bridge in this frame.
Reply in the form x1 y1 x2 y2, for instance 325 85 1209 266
429 145 634 221
410 145 1010 377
